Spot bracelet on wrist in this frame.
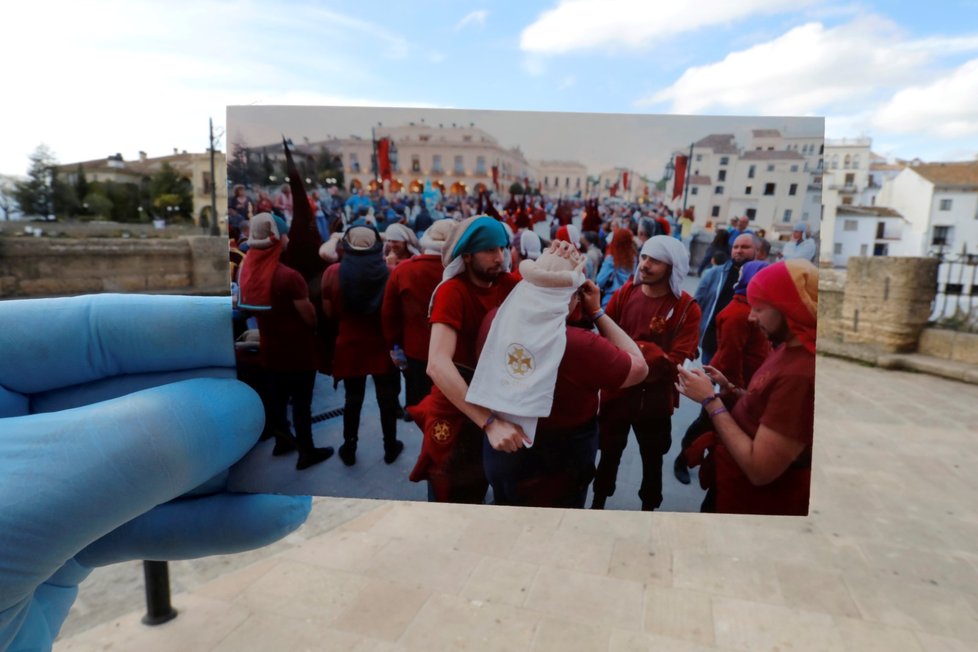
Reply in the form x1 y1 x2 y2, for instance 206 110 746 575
699 394 721 408
590 308 605 322
482 412 496 431
709 406 728 418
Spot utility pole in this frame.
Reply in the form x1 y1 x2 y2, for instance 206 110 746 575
681 143 693 213
209 118 219 236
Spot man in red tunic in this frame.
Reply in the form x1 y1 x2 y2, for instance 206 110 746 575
321 225 403 466
592 235 701 511
239 213 333 471
674 260 772 487
677 259 817 515
381 219 453 414
407 215 525 503
472 242 648 508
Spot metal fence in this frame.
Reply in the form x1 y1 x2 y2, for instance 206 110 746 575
930 248 978 326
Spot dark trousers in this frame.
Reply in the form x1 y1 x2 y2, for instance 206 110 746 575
343 372 401 449
593 415 673 510
483 420 598 509
404 356 432 409
266 369 317 453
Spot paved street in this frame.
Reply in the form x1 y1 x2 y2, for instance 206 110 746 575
56 351 978 651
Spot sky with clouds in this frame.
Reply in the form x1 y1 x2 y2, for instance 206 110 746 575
1 0 976 177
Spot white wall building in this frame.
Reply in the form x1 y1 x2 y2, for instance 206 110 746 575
535 160 587 198
831 205 907 267
678 132 817 237
875 161 978 257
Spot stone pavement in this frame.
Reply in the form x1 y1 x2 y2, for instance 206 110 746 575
56 355 978 651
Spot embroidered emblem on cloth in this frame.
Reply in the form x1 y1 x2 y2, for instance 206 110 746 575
432 419 452 443
505 343 534 379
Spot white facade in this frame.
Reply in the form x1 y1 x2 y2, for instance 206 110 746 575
675 131 822 238
535 160 587 198
875 162 978 257
831 206 907 267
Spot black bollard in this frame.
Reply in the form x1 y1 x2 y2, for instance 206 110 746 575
141 561 178 626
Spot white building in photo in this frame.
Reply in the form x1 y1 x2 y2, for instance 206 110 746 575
535 160 587 198
875 161 978 257
679 132 818 237
831 205 907 267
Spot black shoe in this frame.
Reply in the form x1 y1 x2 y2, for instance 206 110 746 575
402 411 414 423
384 440 405 464
590 494 607 510
259 429 273 442
296 446 334 470
673 454 691 485
272 436 297 456
338 442 357 466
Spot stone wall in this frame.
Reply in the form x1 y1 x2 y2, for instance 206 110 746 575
816 267 846 343
840 257 939 353
918 328 978 366
0 236 229 298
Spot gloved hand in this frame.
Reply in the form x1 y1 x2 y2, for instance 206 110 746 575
0 294 311 652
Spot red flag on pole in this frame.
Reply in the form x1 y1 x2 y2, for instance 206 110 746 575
622 171 630 192
377 138 392 181
672 155 687 200
610 181 618 197
491 164 499 191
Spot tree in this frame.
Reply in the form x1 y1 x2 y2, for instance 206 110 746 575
148 163 193 221
74 164 89 211
227 142 264 187
14 144 57 218
0 176 20 221
509 182 525 196
314 147 344 187
82 191 113 219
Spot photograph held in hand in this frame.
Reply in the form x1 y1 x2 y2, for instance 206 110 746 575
226 105 822 515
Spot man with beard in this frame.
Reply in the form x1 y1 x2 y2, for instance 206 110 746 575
675 233 760 485
591 236 701 511
408 215 526 503
694 233 760 365
676 259 817 515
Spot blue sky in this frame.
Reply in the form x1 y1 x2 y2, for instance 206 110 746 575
1 0 976 176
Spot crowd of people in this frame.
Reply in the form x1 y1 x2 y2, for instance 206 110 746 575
229 181 818 515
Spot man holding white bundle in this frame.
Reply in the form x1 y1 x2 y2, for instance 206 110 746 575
469 241 648 508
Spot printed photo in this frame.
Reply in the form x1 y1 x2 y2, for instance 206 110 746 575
225 105 823 515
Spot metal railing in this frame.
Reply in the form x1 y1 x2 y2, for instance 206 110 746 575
930 247 978 325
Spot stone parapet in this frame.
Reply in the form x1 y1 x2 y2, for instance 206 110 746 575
0 236 229 298
840 257 938 352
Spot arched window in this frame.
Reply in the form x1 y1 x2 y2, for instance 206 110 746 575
844 154 851 169
832 154 839 170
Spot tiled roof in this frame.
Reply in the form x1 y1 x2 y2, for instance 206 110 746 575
838 205 905 219
741 150 805 161
910 161 978 188
693 134 738 153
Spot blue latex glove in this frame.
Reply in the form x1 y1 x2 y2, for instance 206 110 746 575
0 294 311 652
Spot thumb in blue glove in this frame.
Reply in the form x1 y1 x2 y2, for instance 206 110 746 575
0 295 312 652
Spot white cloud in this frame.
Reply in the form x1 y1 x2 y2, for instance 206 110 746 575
520 0 810 54
640 16 978 117
455 9 488 31
0 1 422 174
873 58 978 138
